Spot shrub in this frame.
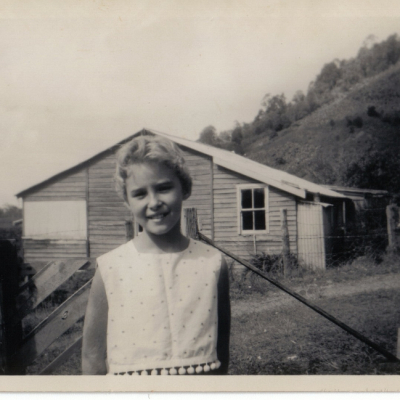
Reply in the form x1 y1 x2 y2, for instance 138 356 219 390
367 106 380 118
250 252 301 277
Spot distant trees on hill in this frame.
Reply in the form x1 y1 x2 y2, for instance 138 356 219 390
198 34 400 155
0 204 22 220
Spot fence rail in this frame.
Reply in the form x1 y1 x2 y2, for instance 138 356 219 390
0 240 93 374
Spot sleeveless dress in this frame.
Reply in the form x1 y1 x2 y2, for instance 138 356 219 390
97 239 223 375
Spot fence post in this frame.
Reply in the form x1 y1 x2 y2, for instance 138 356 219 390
125 220 134 241
184 208 199 240
386 205 399 252
397 328 400 359
281 208 291 277
0 240 24 374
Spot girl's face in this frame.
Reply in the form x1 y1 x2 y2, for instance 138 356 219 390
125 161 188 236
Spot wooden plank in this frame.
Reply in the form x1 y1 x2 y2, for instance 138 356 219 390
190 171 211 178
89 221 127 227
27 176 86 185
12 280 92 368
23 250 87 257
23 246 87 253
214 198 236 205
90 220 125 230
183 200 211 207
17 259 89 319
214 192 237 198
88 202 126 207
88 216 130 222
88 183 115 189
90 237 125 244
90 230 125 237
24 196 86 202
214 188 236 194
23 239 87 245
185 194 211 201
23 243 87 250
39 336 83 375
88 194 122 201
88 187 118 193
29 187 86 194
89 210 132 217
213 183 243 189
23 255 92 262
214 234 282 242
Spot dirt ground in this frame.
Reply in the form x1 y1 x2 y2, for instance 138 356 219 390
229 270 400 375
231 272 400 318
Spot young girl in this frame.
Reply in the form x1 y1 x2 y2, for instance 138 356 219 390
82 135 230 375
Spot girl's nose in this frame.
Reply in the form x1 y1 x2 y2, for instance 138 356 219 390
148 193 162 210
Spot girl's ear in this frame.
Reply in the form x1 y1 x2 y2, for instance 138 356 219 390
182 190 191 201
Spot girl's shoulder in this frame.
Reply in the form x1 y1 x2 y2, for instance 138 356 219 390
96 241 135 267
190 239 222 260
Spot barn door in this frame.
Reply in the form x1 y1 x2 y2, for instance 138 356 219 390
297 202 327 270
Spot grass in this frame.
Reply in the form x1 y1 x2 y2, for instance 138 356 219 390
229 288 400 375
228 252 400 375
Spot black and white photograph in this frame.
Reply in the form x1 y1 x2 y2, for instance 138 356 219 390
0 0 400 393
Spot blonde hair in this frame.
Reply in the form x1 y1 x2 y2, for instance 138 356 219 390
115 135 192 203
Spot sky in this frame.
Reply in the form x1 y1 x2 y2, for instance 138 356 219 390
1 0 400 208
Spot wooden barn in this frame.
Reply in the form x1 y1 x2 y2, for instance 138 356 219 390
16 129 348 270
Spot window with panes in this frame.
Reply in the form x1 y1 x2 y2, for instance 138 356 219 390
237 185 268 233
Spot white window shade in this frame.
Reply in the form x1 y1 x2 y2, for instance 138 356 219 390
24 201 87 239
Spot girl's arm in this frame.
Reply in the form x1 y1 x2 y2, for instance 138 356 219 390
216 256 231 374
82 267 108 375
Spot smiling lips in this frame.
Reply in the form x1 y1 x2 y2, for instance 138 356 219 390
146 212 170 221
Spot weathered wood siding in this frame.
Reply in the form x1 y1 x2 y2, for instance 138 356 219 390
180 148 213 239
24 170 86 201
87 152 131 258
23 239 87 262
213 164 297 261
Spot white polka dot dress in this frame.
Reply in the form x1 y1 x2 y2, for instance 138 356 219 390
97 239 222 375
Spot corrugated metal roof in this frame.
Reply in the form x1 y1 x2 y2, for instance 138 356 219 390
150 129 345 199
17 128 346 199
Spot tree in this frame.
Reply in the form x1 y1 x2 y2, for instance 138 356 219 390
0 204 22 220
198 125 217 145
344 151 400 193
231 123 243 145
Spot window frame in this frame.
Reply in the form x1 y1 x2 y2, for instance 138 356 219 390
236 184 269 235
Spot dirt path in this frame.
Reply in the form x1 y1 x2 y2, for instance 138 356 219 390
231 272 400 317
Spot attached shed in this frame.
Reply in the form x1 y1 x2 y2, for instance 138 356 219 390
16 129 347 269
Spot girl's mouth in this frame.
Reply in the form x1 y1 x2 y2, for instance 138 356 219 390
146 212 169 221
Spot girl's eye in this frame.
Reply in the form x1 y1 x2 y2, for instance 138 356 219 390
132 191 146 199
158 184 173 193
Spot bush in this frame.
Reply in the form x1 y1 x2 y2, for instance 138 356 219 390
367 106 380 118
250 252 301 277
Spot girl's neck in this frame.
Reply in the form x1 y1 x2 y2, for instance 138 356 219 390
133 222 190 254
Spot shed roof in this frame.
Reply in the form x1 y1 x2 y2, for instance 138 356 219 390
323 185 389 198
16 128 345 199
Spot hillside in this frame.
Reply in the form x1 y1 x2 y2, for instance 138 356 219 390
198 35 400 194
244 63 400 190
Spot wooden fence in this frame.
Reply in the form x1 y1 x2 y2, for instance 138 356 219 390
0 239 94 374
